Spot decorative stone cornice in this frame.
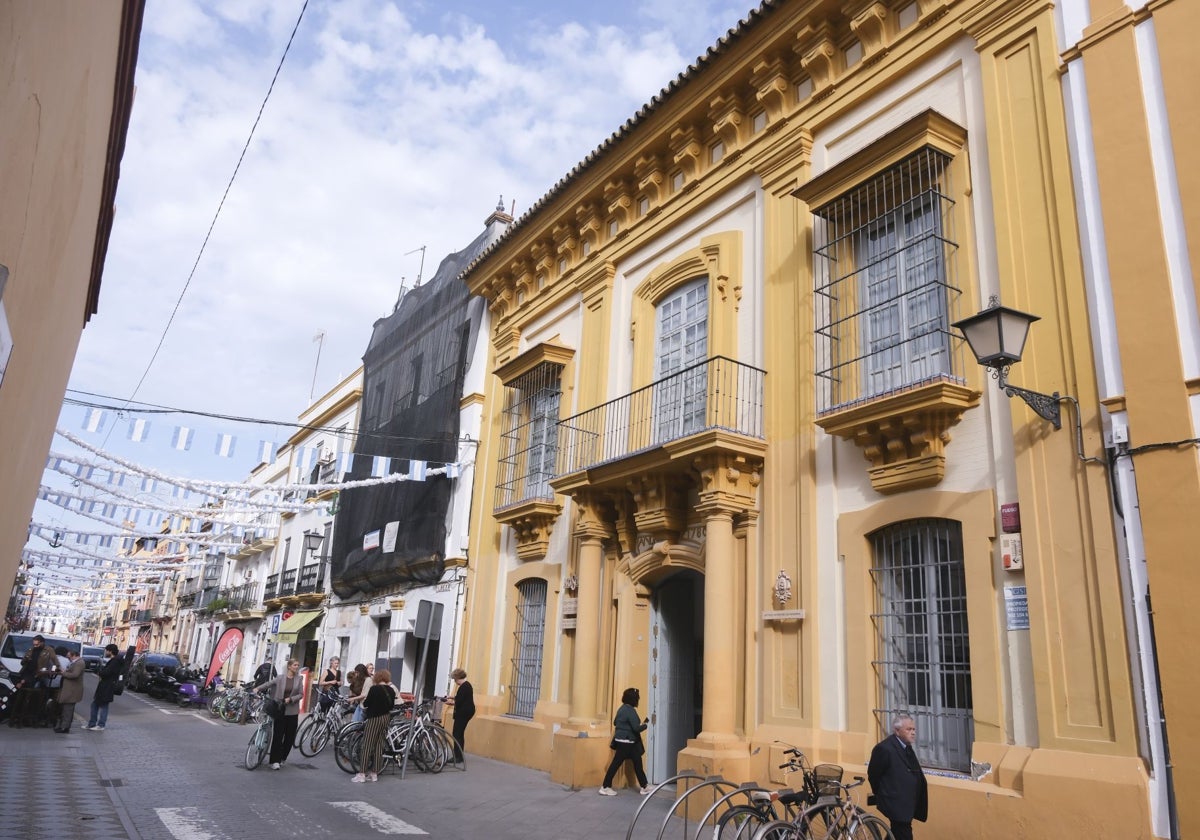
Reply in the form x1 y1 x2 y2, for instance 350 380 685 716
796 22 840 99
634 154 666 208
849 1 893 61
604 178 634 228
708 92 748 154
816 380 980 495
670 124 703 181
750 55 791 123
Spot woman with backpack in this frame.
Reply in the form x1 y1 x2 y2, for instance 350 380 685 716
352 668 396 783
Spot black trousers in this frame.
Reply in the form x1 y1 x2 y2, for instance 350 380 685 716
602 743 648 788
452 717 469 759
888 820 914 840
269 714 298 764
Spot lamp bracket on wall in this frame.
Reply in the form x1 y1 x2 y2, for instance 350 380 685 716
994 366 1061 430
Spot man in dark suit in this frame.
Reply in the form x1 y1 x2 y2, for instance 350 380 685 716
867 714 928 840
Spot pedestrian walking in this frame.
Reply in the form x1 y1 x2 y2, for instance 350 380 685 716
259 659 305 769
599 687 651 796
353 668 396 783
447 667 475 761
251 660 276 688
867 714 928 840
54 649 86 733
86 644 124 731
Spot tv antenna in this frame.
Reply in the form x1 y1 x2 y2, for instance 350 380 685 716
405 246 427 287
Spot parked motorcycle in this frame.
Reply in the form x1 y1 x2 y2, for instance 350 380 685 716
175 669 217 709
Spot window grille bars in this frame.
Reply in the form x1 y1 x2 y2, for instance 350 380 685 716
870 518 974 772
812 147 967 414
495 363 563 511
508 578 547 719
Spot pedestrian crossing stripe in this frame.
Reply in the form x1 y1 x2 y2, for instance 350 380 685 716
327 801 428 835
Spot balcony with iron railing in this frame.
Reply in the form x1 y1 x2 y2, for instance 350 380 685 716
295 563 324 594
262 573 279 602
552 356 765 492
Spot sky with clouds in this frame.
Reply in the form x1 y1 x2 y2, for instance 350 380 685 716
69 0 755 457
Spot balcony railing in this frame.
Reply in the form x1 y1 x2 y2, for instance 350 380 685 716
262 573 279 602
295 562 324 594
220 582 260 611
279 568 297 594
556 355 765 476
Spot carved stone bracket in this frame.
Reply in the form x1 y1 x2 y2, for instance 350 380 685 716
495 498 562 561
750 55 791 123
849 1 893 61
692 450 763 515
816 381 980 495
627 473 690 543
796 22 840 99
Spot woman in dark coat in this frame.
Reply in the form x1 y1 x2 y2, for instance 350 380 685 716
599 687 651 796
86 644 124 731
449 668 475 761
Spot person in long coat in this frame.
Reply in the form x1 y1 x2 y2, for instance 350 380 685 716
867 714 929 840
86 644 124 731
448 668 475 761
54 649 86 733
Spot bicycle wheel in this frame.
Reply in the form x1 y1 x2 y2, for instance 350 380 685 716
334 722 364 774
846 815 894 840
244 721 270 770
796 803 841 840
296 715 318 754
208 693 226 719
220 694 242 723
714 806 772 840
749 820 803 840
307 719 333 756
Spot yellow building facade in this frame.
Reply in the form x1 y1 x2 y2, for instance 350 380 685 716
459 1 1190 837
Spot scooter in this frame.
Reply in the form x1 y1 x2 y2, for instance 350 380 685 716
176 671 219 709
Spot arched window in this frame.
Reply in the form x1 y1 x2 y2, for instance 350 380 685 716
870 518 973 771
507 578 547 719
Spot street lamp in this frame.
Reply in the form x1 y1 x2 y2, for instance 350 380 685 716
952 298 1062 430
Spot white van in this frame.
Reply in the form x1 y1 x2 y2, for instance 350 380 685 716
0 631 83 685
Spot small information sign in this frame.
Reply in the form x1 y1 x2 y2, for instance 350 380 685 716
1004 585 1030 630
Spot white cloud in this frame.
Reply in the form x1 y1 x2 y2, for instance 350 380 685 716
74 0 741 433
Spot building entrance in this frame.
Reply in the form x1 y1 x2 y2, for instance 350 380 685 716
648 571 703 782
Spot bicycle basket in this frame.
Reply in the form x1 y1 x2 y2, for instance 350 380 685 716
811 764 844 797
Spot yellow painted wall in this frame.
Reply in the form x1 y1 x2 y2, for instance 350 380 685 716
0 1 137 618
458 1 1166 836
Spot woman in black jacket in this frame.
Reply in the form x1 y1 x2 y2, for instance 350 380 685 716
599 687 651 796
86 644 124 731
449 667 475 761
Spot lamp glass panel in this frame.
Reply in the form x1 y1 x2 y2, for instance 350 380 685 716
998 310 1032 361
960 314 1000 361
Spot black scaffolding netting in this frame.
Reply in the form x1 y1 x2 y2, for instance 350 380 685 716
330 230 489 599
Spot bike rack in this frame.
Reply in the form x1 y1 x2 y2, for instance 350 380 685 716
689 783 774 840
625 773 741 840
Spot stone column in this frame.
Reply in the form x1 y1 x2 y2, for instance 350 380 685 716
698 503 738 739
569 494 609 725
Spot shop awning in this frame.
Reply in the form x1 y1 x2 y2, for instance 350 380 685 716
274 610 322 643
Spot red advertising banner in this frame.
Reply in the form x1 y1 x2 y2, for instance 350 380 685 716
204 627 245 688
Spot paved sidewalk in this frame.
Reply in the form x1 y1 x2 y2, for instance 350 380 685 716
0 713 687 840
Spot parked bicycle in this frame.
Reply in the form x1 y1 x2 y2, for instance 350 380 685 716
751 775 895 840
334 698 458 776
295 688 354 756
711 746 842 840
244 712 274 770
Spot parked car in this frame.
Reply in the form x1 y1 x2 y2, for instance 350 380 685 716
125 652 182 692
0 631 82 684
81 645 105 673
